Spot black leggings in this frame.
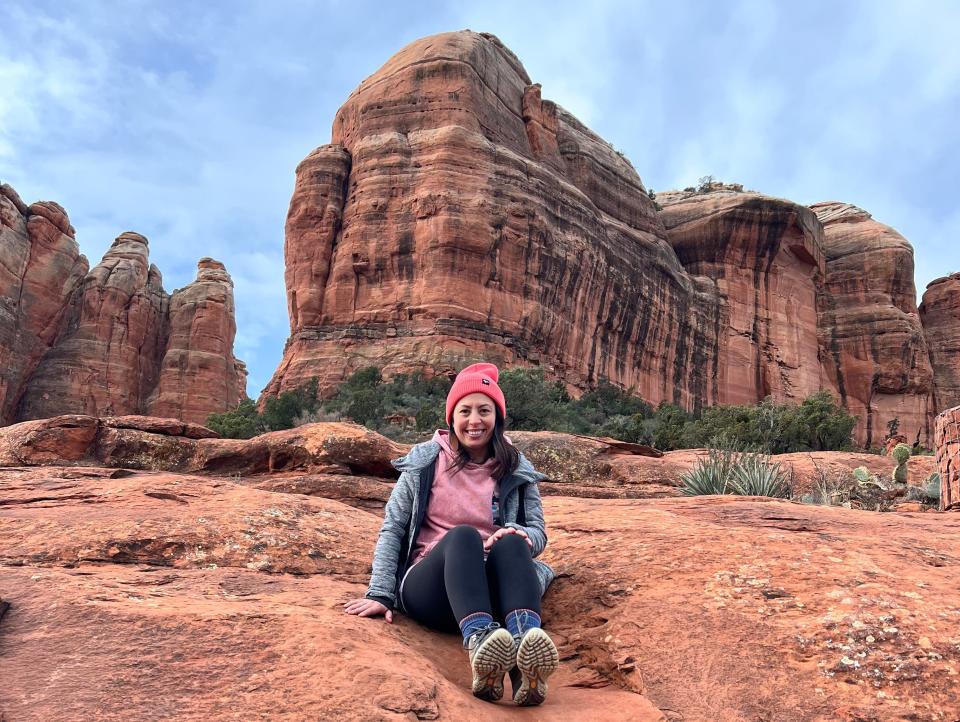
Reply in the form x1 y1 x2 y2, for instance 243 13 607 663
400 525 541 633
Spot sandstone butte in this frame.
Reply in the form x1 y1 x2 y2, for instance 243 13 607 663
263 30 958 450
0 413 957 721
0 183 246 426
921 273 960 414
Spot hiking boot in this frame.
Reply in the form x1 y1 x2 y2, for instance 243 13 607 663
513 627 559 706
465 623 516 701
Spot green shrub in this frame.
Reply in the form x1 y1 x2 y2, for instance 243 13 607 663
261 379 320 431
207 399 262 439
651 403 692 450
570 381 652 433
498 368 572 431
783 391 856 452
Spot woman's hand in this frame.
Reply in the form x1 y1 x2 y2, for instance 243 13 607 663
343 597 393 623
483 526 533 552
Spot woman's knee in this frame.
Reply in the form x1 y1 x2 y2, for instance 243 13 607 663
487 531 531 559
446 524 483 548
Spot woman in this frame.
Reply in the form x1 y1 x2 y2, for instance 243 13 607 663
344 363 558 706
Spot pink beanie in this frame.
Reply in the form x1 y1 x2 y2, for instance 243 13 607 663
445 363 507 424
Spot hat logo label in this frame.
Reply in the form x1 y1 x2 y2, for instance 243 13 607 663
481 378 490 385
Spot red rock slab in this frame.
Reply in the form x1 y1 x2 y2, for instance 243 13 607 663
0 466 378 575
512 432 938 502
0 416 407 479
241 472 395 512
776 450 938 496
540 495 960 721
0 415 99 465
102 414 219 439
0 565 665 721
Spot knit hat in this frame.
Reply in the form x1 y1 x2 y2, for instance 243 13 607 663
445 363 507 424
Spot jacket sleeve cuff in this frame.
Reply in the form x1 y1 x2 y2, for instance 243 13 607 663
365 593 394 611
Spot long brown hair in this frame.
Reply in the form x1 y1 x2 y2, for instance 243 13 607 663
448 408 519 481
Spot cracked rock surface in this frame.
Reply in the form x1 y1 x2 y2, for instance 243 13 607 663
1 426 957 720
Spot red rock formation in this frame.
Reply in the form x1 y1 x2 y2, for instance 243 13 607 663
935 404 960 510
264 31 937 451
145 258 247 425
1 184 247 426
658 189 825 406
17 232 170 419
920 272 960 412
265 30 721 411
0 184 88 422
813 202 935 448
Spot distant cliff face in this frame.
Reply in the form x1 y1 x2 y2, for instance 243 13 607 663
812 201 935 448
262 30 949 447
920 272 960 413
658 189 826 408
0 183 246 426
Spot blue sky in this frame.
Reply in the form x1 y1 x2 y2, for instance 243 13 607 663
2 0 958 398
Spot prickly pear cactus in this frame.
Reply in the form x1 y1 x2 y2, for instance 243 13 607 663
891 443 911 484
853 466 873 484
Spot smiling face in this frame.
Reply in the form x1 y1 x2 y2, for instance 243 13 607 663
451 392 496 462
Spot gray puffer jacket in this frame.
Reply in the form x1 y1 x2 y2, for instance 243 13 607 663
365 440 556 611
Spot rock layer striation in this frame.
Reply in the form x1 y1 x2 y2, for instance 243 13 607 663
0 184 88 423
658 189 825 407
266 30 719 411
813 202 935 447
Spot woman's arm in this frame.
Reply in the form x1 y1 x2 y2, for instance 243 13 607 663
505 480 547 557
363 470 415 609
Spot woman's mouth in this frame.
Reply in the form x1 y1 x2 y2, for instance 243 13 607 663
466 429 486 439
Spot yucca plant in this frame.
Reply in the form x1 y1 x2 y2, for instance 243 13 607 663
679 446 738 495
728 452 792 498
679 447 791 498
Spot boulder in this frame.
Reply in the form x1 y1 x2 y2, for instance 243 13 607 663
0 416 407 478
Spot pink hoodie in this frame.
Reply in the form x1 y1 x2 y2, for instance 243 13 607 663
410 430 499 563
